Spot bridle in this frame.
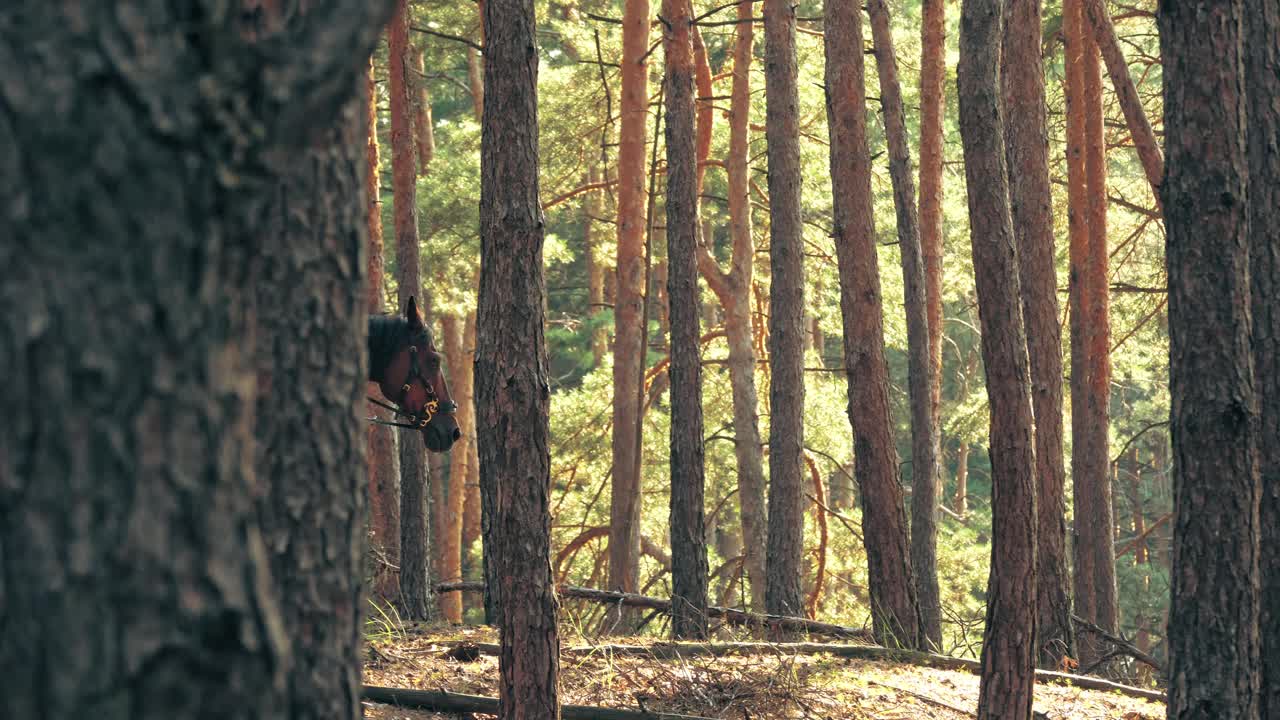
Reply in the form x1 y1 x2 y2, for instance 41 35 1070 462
368 335 458 431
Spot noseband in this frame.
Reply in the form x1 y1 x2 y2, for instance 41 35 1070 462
368 338 459 431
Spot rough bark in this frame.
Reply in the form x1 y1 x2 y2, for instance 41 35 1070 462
1082 0 1163 204
610 0 651 629
762 0 807 629
868 0 942 651
253 79 368 720
477 0 561 712
957 0 1039 714
390 0 432 620
1001 0 1073 669
412 46 435 175
1247 3 1280 715
823 0 920 650
366 58 402 602
1160 1 1261 717
663 0 710 641
437 315 467 623
0 2 391 717
1075 25 1117 660
920 0 948 432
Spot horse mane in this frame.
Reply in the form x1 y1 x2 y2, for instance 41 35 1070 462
368 314 435 381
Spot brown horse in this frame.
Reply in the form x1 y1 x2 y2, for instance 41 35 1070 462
368 297 461 453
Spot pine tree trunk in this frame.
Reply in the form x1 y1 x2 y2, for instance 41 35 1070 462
438 314 467 623
390 0 432 620
477 0 561 710
957 0 1039 714
253 79 369 720
823 0 920 650
954 442 971 516
763 0 808 629
412 46 435 175
919 0 948 431
366 58 403 603
586 165 608 366
1001 0 1073 669
461 311 484 614
1161 2 1261 717
610 0 652 629
868 0 942 651
1247 3 1280 715
662 0 709 639
0 3 389 717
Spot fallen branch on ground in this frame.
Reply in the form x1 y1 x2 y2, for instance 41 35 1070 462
435 581 875 641
439 639 1166 704
363 686 716 720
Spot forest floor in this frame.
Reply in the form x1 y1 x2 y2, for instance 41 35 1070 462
361 624 1165 720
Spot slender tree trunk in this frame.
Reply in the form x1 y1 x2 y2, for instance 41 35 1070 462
610 0 651 629
958 0 1039 714
0 3 390 717
1081 30 1117 645
954 442 971 516
868 0 942 651
763 0 807 629
1161 4 1261 718
663 0 709 639
366 58 402 602
253 78 369 720
920 0 948 433
461 311 483 614
823 0 920 649
437 315 467 623
1001 0 1073 670
390 0 432 620
468 47 485 123
412 46 435 175
1082 0 1163 205
586 166 608 366
1247 3 1280 715
478 0 561 710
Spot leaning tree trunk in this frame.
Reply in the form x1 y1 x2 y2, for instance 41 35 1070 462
389 0 433 621
0 3 390 718
1247 3 1280 716
663 0 709 640
1001 0 1073 669
253 77 370 720
366 57 403 603
958 0 1039 715
762 0 808 629
823 0 920 650
609 0 652 631
1161 1 1261 718
867 0 942 650
477 0 561 712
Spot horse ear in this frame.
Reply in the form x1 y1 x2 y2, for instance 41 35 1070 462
405 296 425 331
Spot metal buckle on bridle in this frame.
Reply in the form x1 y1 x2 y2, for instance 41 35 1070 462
367 342 456 431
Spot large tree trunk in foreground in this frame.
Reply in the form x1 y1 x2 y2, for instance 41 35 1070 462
0 3 389 717
254 80 369 720
1161 1 1261 718
868 0 941 651
662 0 710 641
609 0 652 631
390 0 432 620
1247 4 1280 716
763 0 807 629
958 0 1039 715
477 0 561 713
1001 0 1073 670
823 0 920 650
366 58 403 603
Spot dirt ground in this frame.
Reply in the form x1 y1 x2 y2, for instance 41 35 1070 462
361 626 1165 719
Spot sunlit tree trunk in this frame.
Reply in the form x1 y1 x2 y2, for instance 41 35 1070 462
662 0 709 639
868 0 941 650
478 0 561 710
437 314 467 623
958 0 1039 714
763 0 807 630
1247 3 1280 715
1001 0 1073 669
609 0 651 630
919 0 948 432
412 46 435 175
461 312 483 614
823 0 920 649
585 165 608 366
390 0 432 620
1161 2 1260 717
